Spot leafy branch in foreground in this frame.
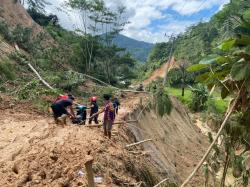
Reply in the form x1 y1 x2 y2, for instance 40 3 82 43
184 5 250 187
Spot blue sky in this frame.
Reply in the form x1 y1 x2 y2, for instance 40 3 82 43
46 0 230 43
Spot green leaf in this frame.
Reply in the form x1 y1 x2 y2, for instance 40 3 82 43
243 9 250 25
218 39 236 51
195 72 210 82
235 34 250 46
187 64 208 73
199 54 219 64
216 56 232 64
231 60 250 81
221 86 229 99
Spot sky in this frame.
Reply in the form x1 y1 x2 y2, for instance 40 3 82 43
45 0 230 43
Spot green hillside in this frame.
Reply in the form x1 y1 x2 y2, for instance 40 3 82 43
112 34 154 63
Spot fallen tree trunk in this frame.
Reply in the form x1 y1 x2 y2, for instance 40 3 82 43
125 139 152 148
84 120 138 127
27 63 54 90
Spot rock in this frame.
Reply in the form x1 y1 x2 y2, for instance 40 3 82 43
50 154 58 161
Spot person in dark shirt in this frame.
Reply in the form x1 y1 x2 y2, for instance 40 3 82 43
113 97 120 115
89 96 99 124
51 95 75 127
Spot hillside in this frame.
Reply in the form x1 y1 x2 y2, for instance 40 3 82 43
0 0 41 33
142 1 242 77
112 34 154 63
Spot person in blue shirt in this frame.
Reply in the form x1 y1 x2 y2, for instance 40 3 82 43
72 104 87 125
113 97 120 115
89 96 99 124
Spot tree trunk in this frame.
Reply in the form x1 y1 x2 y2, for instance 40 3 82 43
182 86 185 97
220 153 230 187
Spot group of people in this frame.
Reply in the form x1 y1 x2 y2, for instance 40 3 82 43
50 94 120 139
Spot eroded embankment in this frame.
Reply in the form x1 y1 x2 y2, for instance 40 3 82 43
124 97 209 186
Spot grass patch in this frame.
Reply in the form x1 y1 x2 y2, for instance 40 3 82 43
166 87 192 105
167 87 229 114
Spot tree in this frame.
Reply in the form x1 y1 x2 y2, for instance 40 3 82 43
24 0 49 12
178 60 189 96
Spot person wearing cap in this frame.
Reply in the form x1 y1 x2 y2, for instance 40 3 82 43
51 95 76 127
89 96 99 124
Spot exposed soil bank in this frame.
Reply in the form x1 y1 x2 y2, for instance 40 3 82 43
125 97 209 186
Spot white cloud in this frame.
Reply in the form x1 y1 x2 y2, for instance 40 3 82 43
122 20 195 43
172 0 230 15
105 0 229 42
43 0 230 43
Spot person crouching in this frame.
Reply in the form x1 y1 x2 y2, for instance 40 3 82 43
51 95 76 127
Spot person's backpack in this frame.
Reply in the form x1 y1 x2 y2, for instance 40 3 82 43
54 95 68 103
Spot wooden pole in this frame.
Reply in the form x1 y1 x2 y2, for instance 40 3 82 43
84 120 138 127
153 178 170 187
125 139 153 148
85 156 95 187
140 97 143 107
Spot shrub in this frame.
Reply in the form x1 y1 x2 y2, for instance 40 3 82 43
11 25 32 50
154 86 172 116
189 84 208 112
0 60 16 82
0 22 33 50
0 21 12 41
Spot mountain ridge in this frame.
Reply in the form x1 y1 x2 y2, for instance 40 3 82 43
112 34 154 63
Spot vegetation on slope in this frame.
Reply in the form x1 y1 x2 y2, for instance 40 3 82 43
0 0 142 102
112 34 154 63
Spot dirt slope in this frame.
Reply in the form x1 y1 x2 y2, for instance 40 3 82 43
0 0 42 34
143 57 179 85
125 97 209 186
